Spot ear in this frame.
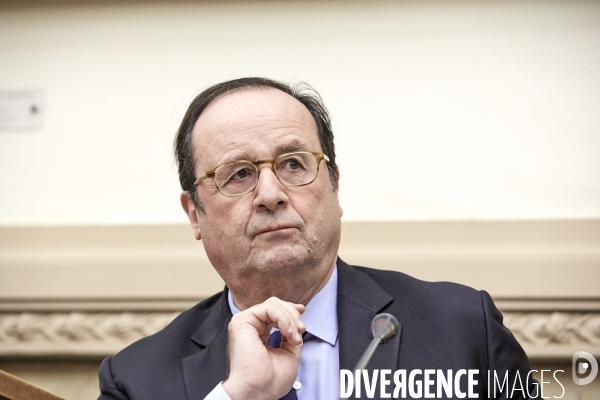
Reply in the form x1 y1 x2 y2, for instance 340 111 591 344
180 191 202 240
334 168 343 217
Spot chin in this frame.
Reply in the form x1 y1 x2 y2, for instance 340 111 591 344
251 245 316 277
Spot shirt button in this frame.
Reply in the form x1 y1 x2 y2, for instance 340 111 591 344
293 381 302 391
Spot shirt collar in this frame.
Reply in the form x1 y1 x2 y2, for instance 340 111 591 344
227 265 338 346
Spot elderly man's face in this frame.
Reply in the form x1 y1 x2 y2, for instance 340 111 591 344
182 88 342 307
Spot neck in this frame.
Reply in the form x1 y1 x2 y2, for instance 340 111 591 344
229 258 336 311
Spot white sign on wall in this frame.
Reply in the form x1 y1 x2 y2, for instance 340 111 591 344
0 90 44 129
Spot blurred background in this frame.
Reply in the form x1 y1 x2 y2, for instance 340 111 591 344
0 0 598 398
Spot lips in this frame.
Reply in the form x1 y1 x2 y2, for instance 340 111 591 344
254 224 298 236
248 214 303 238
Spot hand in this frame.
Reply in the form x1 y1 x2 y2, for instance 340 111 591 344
222 297 306 400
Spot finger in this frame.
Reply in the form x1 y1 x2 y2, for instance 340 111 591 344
231 297 306 347
234 299 292 332
267 298 303 343
267 298 307 344
244 297 304 345
285 302 306 332
291 304 306 330
279 332 304 360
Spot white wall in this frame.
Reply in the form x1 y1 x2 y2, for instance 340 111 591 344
0 0 598 225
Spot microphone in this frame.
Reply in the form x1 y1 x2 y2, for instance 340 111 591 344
353 313 400 371
339 314 400 400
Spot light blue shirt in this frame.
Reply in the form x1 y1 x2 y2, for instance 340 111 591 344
206 266 339 399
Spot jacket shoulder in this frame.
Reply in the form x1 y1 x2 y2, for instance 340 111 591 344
115 291 224 359
99 291 226 398
349 264 483 307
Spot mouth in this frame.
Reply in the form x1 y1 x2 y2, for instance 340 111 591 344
254 225 299 237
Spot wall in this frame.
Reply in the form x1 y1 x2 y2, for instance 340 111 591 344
0 1 599 399
0 0 599 225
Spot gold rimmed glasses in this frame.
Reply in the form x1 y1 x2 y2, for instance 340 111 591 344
193 151 330 197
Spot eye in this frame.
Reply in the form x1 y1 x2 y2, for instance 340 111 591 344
280 157 306 171
235 169 249 179
286 159 300 170
217 163 255 185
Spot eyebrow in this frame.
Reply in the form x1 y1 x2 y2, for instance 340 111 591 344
274 140 308 155
219 151 253 166
214 140 310 168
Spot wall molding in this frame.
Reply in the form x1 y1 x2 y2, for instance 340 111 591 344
505 310 600 360
0 310 180 357
1 221 599 300
1 306 599 360
1 221 599 360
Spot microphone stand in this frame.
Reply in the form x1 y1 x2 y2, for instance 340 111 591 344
339 313 400 400
354 336 382 371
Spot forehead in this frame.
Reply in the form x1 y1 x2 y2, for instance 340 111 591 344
191 88 319 168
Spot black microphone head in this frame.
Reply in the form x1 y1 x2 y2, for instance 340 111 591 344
371 313 400 341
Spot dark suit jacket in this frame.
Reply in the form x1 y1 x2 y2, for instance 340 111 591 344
98 259 537 399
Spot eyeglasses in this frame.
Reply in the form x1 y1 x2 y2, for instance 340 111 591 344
194 151 330 197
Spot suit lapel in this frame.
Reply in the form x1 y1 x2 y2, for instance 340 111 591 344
337 259 402 374
180 261 402 399
181 290 232 400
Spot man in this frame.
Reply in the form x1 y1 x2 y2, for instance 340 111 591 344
98 77 537 399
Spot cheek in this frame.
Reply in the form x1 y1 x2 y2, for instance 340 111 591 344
199 206 253 272
295 189 339 230
201 196 253 240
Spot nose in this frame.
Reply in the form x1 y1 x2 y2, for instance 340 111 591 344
252 163 289 211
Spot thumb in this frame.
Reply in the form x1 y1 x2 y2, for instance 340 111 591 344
279 333 303 360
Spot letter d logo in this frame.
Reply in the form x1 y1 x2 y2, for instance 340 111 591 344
572 351 598 385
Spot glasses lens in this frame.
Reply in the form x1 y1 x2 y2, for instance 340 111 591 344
215 161 257 195
275 152 318 186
